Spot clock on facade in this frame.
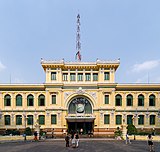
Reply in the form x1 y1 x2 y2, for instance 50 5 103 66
76 103 85 113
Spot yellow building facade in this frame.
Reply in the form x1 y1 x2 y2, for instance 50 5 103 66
0 59 160 136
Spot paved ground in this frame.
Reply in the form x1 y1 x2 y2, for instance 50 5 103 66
0 139 159 152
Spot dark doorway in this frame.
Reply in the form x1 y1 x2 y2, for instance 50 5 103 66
67 122 93 135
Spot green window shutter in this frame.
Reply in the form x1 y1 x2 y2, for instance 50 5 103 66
78 73 83 81
115 95 122 106
51 72 56 80
5 115 10 125
138 115 144 125
52 95 56 104
27 115 34 125
38 95 45 106
150 115 155 125
51 115 57 124
138 95 144 106
126 95 133 106
105 95 109 104
149 95 155 106
93 73 98 81
85 73 91 81
4 95 11 106
127 115 133 125
104 115 110 124
39 115 45 125
63 73 68 81
16 115 22 125
27 95 34 106
116 115 122 125
16 95 22 106
70 73 76 81
104 72 110 80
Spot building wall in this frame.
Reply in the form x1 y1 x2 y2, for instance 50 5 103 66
0 60 160 136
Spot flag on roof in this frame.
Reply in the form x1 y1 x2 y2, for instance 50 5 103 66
75 51 81 61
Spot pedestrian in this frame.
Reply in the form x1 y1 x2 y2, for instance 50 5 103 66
70 132 74 146
75 133 79 148
147 134 154 152
71 134 76 148
125 133 131 144
34 131 38 141
65 134 70 147
80 128 83 135
42 132 46 140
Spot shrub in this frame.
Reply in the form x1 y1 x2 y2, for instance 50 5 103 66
114 127 122 137
24 127 32 135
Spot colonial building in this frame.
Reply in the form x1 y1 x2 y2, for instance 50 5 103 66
0 59 160 136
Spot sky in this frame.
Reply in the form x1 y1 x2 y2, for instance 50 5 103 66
0 0 160 84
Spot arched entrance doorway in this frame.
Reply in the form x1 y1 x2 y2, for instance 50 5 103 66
66 96 95 135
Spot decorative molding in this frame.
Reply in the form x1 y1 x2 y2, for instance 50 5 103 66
88 92 97 100
76 87 85 95
64 92 74 100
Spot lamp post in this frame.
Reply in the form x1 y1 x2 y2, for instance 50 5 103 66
23 112 27 141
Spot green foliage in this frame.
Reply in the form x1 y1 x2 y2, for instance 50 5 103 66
4 129 20 136
127 124 137 135
114 127 122 137
24 127 32 135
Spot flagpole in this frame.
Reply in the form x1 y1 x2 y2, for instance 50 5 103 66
75 14 81 61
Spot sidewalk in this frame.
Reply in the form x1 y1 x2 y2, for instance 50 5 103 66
0 135 160 143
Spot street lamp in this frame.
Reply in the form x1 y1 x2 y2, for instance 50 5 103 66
23 112 28 141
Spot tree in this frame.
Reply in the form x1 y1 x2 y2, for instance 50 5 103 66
127 124 137 135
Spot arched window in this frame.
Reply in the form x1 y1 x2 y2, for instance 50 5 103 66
16 94 22 106
4 115 10 125
16 115 22 125
27 94 34 106
127 115 133 125
38 94 45 106
138 94 144 106
115 94 122 106
68 97 92 114
126 94 133 106
4 94 11 106
149 94 155 106
138 115 144 125
116 115 122 125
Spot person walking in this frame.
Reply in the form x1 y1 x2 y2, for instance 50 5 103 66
65 134 70 147
125 133 131 144
71 134 76 148
75 133 79 148
147 134 154 152
34 131 38 141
